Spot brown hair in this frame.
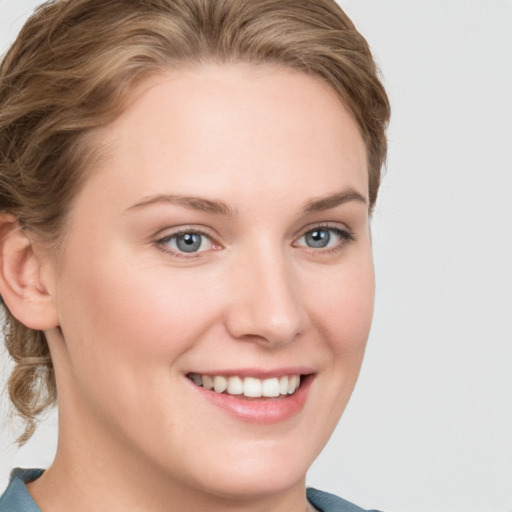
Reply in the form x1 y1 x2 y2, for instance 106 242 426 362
0 0 390 444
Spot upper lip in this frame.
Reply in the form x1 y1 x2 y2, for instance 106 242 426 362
185 367 315 378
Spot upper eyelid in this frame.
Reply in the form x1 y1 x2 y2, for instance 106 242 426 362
155 225 218 242
293 221 352 239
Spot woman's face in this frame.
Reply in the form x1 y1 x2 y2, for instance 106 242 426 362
46 64 374 500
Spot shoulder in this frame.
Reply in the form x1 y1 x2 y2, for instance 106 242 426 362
307 487 384 512
0 469 43 512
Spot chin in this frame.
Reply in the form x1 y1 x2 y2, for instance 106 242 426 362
182 439 314 501
199 462 307 501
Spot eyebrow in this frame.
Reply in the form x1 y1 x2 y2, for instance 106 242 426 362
127 188 366 216
127 194 235 216
302 189 367 213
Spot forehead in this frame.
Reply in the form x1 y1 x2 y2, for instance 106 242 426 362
81 64 368 209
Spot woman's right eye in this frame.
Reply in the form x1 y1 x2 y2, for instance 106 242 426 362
157 230 216 256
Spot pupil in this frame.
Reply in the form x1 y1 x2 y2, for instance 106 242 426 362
177 233 202 252
306 229 330 248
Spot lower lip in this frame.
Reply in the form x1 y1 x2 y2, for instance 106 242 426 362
188 375 314 424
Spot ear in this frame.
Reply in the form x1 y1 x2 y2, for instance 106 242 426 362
0 214 59 330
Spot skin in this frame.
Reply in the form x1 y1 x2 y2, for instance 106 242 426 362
13 64 374 512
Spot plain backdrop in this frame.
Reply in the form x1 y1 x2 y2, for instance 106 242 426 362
1 1 511 511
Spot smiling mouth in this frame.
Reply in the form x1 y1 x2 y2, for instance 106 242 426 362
187 373 302 398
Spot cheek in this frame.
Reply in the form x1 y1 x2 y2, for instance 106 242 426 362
309 253 375 357
58 259 222 366
55 255 244 438
53 252 225 442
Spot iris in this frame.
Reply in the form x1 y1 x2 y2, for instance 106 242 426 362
305 229 331 248
176 232 203 252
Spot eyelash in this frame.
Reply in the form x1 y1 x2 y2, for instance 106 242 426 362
292 223 355 256
155 224 355 258
156 227 217 259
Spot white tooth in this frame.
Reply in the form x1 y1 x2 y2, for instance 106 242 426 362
202 375 214 390
262 377 280 397
279 376 289 395
190 373 202 386
213 375 227 393
243 377 262 397
287 374 300 394
227 376 243 395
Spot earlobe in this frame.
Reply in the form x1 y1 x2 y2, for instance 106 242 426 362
0 214 59 330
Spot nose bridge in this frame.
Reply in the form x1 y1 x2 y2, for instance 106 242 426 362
226 241 306 346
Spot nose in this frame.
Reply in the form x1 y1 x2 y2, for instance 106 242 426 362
224 247 308 348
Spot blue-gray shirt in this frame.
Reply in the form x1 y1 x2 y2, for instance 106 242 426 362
0 468 382 511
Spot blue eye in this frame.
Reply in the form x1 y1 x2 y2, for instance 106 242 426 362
304 228 331 248
160 231 213 254
296 227 353 250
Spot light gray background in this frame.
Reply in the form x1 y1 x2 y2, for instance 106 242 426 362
1 1 511 511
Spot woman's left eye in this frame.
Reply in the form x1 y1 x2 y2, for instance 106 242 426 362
294 226 353 251
158 231 215 255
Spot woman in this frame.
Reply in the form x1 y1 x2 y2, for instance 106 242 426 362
0 1 390 511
